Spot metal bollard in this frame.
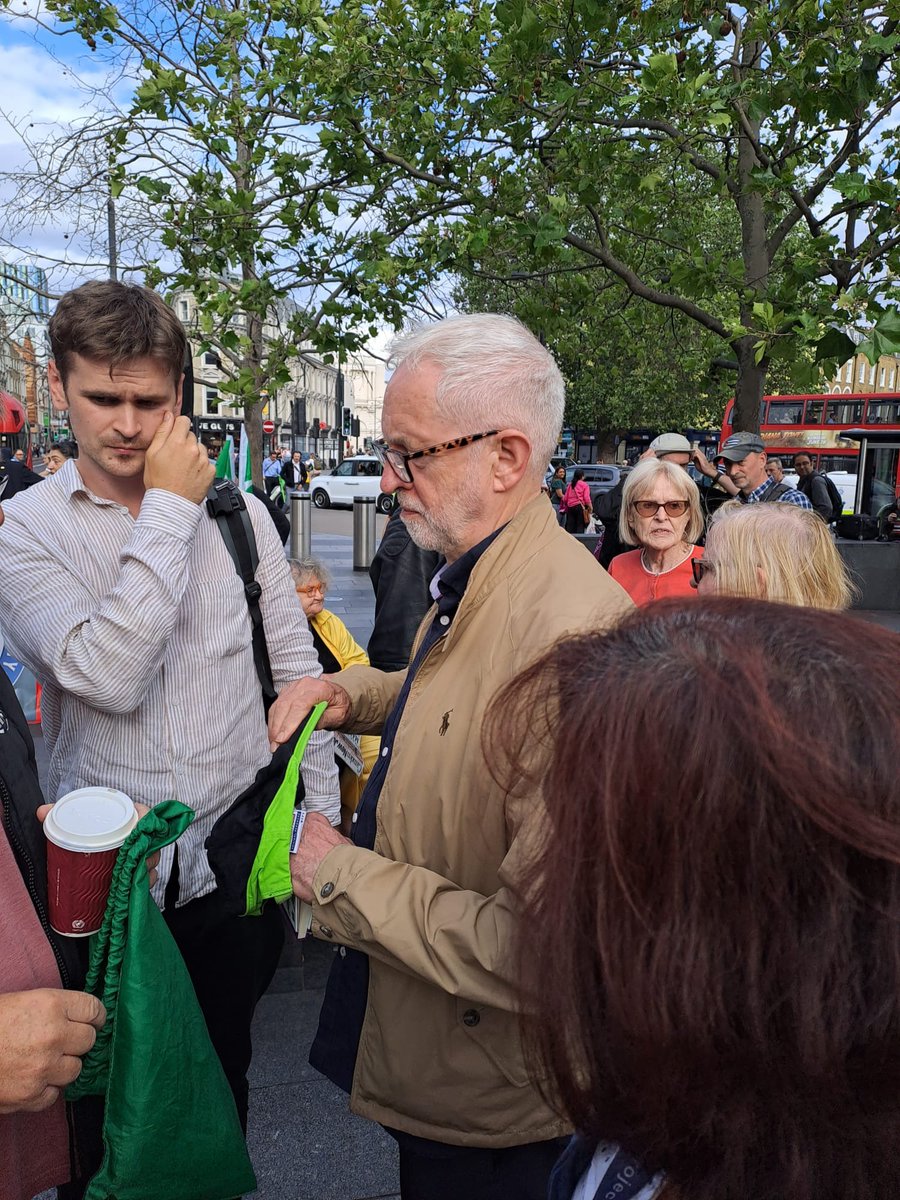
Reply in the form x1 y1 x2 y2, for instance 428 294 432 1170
290 492 312 560
352 496 377 571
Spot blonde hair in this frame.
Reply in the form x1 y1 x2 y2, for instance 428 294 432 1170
619 458 704 547
705 503 855 610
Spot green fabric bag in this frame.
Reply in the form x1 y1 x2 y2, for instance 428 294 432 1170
67 800 257 1200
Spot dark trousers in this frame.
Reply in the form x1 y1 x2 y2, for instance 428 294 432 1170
395 1134 568 1200
163 884 284 1131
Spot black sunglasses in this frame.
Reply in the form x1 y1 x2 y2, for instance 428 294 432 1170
690 559 715 585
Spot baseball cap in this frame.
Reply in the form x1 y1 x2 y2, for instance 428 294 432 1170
717 432 765 462
648 433 692 455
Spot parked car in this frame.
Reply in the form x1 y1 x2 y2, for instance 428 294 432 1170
563 463 629 504
309 455 395 512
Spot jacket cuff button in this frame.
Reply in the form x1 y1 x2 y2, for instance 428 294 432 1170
462 1008 480 1027
318 924 333 938
320 882 335 898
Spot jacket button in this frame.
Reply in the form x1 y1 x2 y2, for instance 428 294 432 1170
462 1008 480 1027
320 882 335 898
319 925 333 938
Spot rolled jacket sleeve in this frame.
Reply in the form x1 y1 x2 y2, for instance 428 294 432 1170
333 664 408 735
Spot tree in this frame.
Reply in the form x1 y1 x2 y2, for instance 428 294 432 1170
13 0 437 481
305 0 900 431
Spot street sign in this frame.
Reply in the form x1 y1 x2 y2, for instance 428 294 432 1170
262 419 275 434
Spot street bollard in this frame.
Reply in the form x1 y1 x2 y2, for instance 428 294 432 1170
290 492 312 560
352 496 377 571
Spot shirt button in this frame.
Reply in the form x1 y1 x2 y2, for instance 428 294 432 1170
439 615 450 626
462 1008 480 1027
320 882 335 898
381 746 389 757
319 925 333 938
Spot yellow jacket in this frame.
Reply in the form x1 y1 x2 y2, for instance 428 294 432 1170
310 609 379 826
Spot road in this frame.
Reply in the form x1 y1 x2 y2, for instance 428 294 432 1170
304 504 390 539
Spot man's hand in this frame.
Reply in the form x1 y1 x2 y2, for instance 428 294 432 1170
0 989 106 1113
691 447 718 479
143 411 214 505
267 675 352 751
37 802 160 887
289 812 351 903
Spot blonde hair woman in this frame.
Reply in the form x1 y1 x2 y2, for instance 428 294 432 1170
608 459 704 604
693 503 855 609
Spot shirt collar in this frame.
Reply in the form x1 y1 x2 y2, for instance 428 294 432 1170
57 459 129 509
428 524 508 619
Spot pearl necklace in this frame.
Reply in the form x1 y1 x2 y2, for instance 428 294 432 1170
640 544 693 576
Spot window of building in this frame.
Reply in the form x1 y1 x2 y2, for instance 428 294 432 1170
178 300 189 321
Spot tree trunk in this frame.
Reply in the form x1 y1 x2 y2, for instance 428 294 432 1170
245 396 263 490
731 29 769 434
732 336 766 432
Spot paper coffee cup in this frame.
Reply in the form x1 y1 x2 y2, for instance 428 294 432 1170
44 787 138 937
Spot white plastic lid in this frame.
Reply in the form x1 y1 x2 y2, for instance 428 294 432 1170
44 787 137 853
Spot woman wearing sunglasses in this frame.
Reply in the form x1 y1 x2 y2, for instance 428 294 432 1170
607 459 704 604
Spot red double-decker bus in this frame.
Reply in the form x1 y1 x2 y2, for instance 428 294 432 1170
0 392 33 466
721 393 900 516
721 392 900 472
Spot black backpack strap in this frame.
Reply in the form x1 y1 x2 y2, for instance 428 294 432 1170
206 480 278 714
760 480 791 502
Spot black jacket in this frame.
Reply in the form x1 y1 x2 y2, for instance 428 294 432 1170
367 510 441 671
0 671 103 1187
0 458 43 499
796 472 835 522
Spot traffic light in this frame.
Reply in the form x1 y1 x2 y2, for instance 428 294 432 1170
342 406 351 436
351 416 361 439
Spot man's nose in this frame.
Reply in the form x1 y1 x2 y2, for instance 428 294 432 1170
113 405 142 439
380 460 409 492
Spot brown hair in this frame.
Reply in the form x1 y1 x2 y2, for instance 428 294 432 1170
49 280 187 385
486 599 900 1200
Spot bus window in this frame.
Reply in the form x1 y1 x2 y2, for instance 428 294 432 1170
804 400 824 424
866 398 900 425
767 400 804 424
825 399 864 424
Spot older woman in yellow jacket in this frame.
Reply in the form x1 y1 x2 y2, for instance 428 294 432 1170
289 556 379 833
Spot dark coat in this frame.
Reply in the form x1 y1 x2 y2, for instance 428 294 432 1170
367 509 441 671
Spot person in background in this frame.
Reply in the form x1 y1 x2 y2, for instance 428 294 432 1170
764 456 785 484
41 441 78 477
289 555 379 831
0 448 42 500
793 453 836 523
282 450 308 492
692 503 854 609
549 465 567 522
608 459 703 604
13 448 24 462
711 433 811 508
367 507 441 672
561 468 591 534
488 599 900 1200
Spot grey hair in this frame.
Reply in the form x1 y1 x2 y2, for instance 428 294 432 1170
288 556 331 589
388 314 565 475
619 458 704 547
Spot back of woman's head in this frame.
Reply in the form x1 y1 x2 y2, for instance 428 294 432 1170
488 599 900 1200
706 502 855 608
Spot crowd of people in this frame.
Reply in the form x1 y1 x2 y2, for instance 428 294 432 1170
0 285 896 1200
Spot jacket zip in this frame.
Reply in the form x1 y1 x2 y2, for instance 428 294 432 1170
0 771 70 987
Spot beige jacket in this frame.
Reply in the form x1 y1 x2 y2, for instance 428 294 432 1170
310 495 632 1145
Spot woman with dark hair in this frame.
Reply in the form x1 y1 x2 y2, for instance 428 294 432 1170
486 599 900 1200
560 469 591 534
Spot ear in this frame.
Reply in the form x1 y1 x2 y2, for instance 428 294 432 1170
490 429 533 494
174 371 184 416
48 361 68 413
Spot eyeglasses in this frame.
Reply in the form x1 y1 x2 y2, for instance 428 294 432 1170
371 430 499 485
296 583 325 596
632 499 690 517
690 559 715 585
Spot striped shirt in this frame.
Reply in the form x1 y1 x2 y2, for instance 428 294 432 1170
741 478 812 508
0 460 340 907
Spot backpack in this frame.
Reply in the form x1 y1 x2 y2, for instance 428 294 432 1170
821 473 845 523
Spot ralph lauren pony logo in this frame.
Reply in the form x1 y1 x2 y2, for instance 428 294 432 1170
439 710 453 737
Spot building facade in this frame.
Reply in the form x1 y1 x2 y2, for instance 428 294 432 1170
826 351 900 394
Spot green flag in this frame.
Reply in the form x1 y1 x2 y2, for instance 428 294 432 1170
214 435 235 481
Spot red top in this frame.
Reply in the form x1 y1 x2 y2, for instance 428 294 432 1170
608 545 703 606
0 825 71 1200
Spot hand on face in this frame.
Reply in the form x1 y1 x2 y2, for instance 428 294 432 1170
143 412 215 505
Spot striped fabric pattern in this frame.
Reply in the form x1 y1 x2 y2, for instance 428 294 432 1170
0 460 340 908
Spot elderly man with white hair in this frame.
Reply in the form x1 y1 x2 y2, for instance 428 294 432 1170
267 313 632 1199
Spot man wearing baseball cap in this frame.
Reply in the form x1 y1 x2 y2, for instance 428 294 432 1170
710 432 811 508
